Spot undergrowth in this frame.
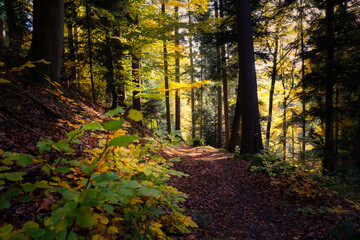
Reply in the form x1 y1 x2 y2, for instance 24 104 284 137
0 107 197 239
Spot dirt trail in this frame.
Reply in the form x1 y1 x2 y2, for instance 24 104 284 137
165 145 327 240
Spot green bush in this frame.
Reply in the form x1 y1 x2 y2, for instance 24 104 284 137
0 107 197 240
192 138 204 147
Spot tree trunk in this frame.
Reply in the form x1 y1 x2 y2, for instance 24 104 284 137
85 1 95 101
174 5 181 131
132 52 141 111
324 0 335 173
28 0 64 83
162 3 171 134
217 85 222 148
234 0 263 154
0 20 5 46
219 0 230 149
4 0 20 51
300 0 307 161
66 18 76 86
265 37 279 148
104 28 117 109
189 6 195 139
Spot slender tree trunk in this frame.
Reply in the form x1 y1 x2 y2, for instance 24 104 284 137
162 3 171 134
0 20 5 46
200 42 204 139
189 7 195 139
234 0 263 154
300 0 307 161
214 0 222 148
174 6 181 131
282 79 287 160
217 85 222 148
104 28 117 109
66 18 76 86
4 0 20 51
219 0 230 149
132 52 141 111
117 53 126 107
85 1 95 101
28 0 64 83
265 37 279 148
324 0 335 173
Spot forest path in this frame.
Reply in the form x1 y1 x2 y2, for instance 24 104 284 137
164 145 316 240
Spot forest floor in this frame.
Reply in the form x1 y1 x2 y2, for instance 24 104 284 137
165 145 342 240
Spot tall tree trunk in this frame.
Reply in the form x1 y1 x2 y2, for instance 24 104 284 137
234 0 263 154
219 0 230 149
324 0 335 173
132 52 141 111
189 6 195 139
4 0 20 51
200 42 204 139
28 0 64 83
66 18 76 87
282 76 287 160
215 0 222 148
104 28 117 109
174 5 181 131
85 1 95 101
300 0 307 161
162 3 171 134
265 36 279 148
117 53 126 108
217 85 222 148
0 20 5 46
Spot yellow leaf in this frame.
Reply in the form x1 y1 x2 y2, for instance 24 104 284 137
99 216 109 225
0 78 11 84
0 61 4 67
108 226 118 233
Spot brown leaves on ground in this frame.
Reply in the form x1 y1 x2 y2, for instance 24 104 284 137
164 145 348 240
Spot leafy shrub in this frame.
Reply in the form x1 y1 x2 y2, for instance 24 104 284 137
192 138 204 147
0 107 197 239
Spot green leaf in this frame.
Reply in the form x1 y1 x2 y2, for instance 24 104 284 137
16 154 34 167
103 204 114 214
121 180 141 189
118 188 133 196
55 167 71 173
6 172 27 181
0 200 10 209
127 109 143 122
103 107 125 117
66 129 84 141
53 140 69 151
109 135 139 147
0 180 5 186
17 195 33 202
0 224 13 233
25 228 46 238
3 188 22 199
23 183 36 192
103 118 125 131
37 140 53 153
75 206 96 228
82 122 102 131
41 164 51 175
0 166 11 171
93 172 118 184
138 187 161 197
22 221 39 231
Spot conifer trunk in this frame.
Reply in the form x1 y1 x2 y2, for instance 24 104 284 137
162 3 171 134
85 1 95 101
174 6 181 131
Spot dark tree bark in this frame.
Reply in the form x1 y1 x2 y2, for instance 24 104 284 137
265 36 278 148
215 0 222 148
104 28 117 109
65 19 76 86
300 0 307 161
4 0 20 51
85 1 95 101
28 0 64 83
232 0 263 154
132 51 141 111
162 3 171 134
0 20 5 46
324 0 335 173
189 6 195 139
174 6 181 131
219 0 230 149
